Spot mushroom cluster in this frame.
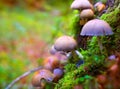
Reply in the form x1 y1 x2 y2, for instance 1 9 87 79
31 0 114 89
32 54 66 88
71 0 94 25
71 0 113 52
32 35 84 88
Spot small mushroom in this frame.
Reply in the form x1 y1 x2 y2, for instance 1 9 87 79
43 56 60 70
49 45 58 55
53 68 64 82
94 2 106 12
71 0 93 10
80 9 94 19
54 35 84 61
79 9 94 25
80 19 113 52
55 52 68 67
32 69 54 87
54 35 77 52
49 45 66 55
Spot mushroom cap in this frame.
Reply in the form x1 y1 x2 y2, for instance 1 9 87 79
94 2 102 7
32 69 54 87
80 9 94 19
94 2 105 12
80 19 113 36
53 68 64 78
71 0 93 10
97 4 105 12
55 52 68 65
53 68 64 82
49 45 58 55
54 35 77 52
43 56 60 70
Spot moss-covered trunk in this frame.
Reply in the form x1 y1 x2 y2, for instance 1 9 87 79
54 0 120 89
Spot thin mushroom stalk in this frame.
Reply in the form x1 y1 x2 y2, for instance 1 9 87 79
75 50 84 59
97 36 103 52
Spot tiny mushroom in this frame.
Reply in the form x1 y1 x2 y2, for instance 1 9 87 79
53 68 64 82
71 0 93 10
94 2 106 12
80 19 113 52
80 9 94 19
55 52 68 68
49 45 58 55
32 69 54 87
43 56 60 70
54 35 77 52
49 45 67 55
79 9 94 25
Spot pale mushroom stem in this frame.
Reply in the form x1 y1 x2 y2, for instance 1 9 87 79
75 50 84 59
97 36 103 52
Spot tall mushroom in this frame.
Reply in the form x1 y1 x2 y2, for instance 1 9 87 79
80 19 113 52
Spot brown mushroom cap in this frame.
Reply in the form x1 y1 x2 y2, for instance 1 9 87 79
32 69 54 87
80 19 113 36
80 9 94 19
97 4 105 12
71 0 93 10
54 35 77 52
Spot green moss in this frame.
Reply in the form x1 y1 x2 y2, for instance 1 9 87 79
54 55 106 89
54 3 120 89
100 7 120 53
100 7 120 30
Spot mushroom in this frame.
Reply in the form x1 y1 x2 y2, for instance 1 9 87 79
49 45 58 55
54 35 77 52
49 45 66 55
79 9 94 25
71 0 93 10
53 68 64 82
43 56 60 70
32 69 54 87
94 2 106 12
80 19 113 52
54 35 84 60
54 52 69 68
80 9 94 19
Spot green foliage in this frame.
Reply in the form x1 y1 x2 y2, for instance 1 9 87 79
0 52 30 88
54 3 120 89
101 7 120 29
100 6 120 53
0 3 73 89
55 49 106 89
69 11 81 37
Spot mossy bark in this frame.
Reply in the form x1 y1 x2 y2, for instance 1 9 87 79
54 0 120 89
100 0 120 55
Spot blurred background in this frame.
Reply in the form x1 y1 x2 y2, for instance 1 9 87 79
0 0 73 88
